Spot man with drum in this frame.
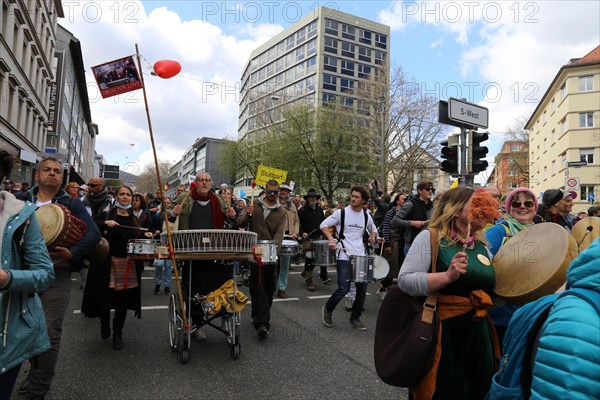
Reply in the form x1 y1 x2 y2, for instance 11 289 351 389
298 188 329 291
241 180 287 338
170 172 237 340
16 157 101 399
320 186 379 331
276 182 299 299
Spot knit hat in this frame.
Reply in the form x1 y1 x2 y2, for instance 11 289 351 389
542 189 563 208
505 187 538 214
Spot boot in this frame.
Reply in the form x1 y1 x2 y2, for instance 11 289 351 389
306 271 315 291
277 290 287 299
100 317 110 339
112 319 124 350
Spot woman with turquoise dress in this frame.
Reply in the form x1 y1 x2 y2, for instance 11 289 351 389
398 187 500 400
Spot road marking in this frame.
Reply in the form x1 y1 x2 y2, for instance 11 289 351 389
73 305 168 314
273 297 300 302
307 295 330 300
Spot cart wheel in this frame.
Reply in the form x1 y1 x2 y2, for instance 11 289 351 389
231 343 241 359
168 295 178 351
179 348 190 364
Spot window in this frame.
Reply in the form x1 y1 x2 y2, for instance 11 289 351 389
275 58 284 73
543 110 547 123
342 24 355 40
551 160 556 174
580 112 594 128
341 60 354 76
561 118 568 133
375 50 386 65
295 62 304 76
359 30 372 44
277 41 285 55
358 46 371 62
305 76 315 91
551 129 556 143
296 46 305 62
296 28 305 44
375 33 387 49
343 97 354 107
579 75 593 91
511 144 520 151
561 153 567 169
543 138 548 151
581 186 596 203
324 19 338 35
306 56 316 71
323 56 337 72
307 21 317 38
551 98 556 112
324 37 338 54
543 166 547 180
286 36 294 50
306 38 316 56
357 100 370 115
358 64 371 79
560 83 566 100
340 78 354 92
323 75 336 91
508 169 517 176
580 148 595 164
508 182 518 189
536 145 540 159
341 41 355 58
322 93 336 103
266 63 274 77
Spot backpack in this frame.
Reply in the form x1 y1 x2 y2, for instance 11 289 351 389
487 288 599 400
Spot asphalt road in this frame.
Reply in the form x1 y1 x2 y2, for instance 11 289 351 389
13 263 408 400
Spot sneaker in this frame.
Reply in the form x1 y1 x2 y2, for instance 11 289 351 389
192 329 207 341
350 319 367 331
344 297 354 311
277 290 287 299
257 325 269 338
322 306 333 327
376 288 387 301
300 271 307 279
320 277 332 285
153 285 161 295
164 287 171 295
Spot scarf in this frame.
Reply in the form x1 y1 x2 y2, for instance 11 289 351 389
86 188 109 210
258 195 280 222
189 182 225 228
503 216 533 237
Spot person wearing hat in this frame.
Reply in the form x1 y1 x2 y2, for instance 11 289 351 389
276 182 299 299
298 188 330 291
539 189 574 231
3 179 13 192
485 187 539 346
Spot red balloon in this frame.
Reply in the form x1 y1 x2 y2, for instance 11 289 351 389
153 60 181 79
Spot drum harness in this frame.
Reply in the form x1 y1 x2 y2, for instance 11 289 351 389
337 208 370 259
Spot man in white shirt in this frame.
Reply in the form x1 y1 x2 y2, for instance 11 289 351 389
320 186 379 331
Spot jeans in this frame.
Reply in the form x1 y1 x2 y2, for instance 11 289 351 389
249 262 276 330
277 255 292 291
154 259 173 287
0 364 21 400
25 283 71 398
324 260 367 321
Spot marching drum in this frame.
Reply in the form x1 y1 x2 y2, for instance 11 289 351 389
127 239 158 259
35 203 86 249
348 255 374 283
257 240 278 264
372 254 390 280
493 222 578 305
159 229 257 261
280 239 299 257
571 216 600 252
312 240 336 267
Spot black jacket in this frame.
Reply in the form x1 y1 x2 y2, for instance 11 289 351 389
390 194 433 244
298 204 325 239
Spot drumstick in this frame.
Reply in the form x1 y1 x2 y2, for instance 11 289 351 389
115 225 149 231
463 221 471 252
249 181 256 216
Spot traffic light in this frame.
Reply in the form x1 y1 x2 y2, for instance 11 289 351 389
440 134 459 174
469 130 489 174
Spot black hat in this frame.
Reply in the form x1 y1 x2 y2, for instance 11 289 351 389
542 189 564 208
303 188 321 200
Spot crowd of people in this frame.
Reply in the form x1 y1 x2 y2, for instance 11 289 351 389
1 154 598 399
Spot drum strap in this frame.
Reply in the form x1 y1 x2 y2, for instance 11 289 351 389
338 208 369 257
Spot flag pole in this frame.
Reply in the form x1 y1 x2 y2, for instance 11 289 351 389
134 44 187 328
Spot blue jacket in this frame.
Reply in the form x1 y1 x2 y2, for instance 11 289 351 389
0 191 55 374
530 238 600 399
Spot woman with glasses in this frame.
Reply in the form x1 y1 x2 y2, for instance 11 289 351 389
485 187 538 345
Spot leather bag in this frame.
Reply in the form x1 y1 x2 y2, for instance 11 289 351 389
374 229 440 387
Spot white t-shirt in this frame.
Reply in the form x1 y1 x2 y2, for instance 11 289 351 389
320 206 377 261
36 199 52 207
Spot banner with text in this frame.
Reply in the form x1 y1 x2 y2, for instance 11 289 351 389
255 165 288 186
91 56 142 99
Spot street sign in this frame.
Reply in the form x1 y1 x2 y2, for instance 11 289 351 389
567 161 588 167
448 97 489 129
565 177 580 192
569 190 578 200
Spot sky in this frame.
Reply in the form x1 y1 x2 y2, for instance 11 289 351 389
61 0 600 182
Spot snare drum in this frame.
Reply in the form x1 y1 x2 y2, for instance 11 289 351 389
348 255 375 283
127 239 158 258
312 240 336 266
257 240 278 264
35 203 86 249
280 239 299 256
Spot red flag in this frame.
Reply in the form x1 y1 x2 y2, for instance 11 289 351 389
91 56 142 99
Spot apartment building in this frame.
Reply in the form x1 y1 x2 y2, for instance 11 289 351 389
526 45 600 213
170 137 229 192
488 141 529 195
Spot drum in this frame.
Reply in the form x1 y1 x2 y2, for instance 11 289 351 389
35 203 86 249
257 240 278 264
127 239 158 257
372 255 390 280
312 240 336 266
348 255 374 283
280 239 299 256
493 222 578 305
160 229 257 261
571 216 600 252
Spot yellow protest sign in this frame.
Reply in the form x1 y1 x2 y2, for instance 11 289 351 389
450 178 459 189
255 165 288 186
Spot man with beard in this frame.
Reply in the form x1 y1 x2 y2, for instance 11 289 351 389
298 188 329 291
391 181 434 255
16 157 101 399
82 176 114 221
276 182 299 299
240 180 287 338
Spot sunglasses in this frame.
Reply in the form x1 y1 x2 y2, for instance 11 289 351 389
87 183 100 188
511 201 535 208
424 187 435 193
266 189 279 195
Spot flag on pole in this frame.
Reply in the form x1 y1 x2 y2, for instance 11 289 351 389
188 175 196 183
239 189 246 199
91 56 142 99
450 178 459 189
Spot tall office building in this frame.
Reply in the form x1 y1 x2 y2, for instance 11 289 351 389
238 7 390 184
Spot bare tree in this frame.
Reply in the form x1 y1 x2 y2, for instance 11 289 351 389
504 112 531 185
134 160 172 194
